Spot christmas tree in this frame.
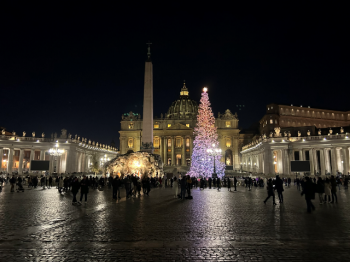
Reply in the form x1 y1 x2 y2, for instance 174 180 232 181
188 87 225 178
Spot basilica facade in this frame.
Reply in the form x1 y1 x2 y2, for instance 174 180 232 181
119 83 246 173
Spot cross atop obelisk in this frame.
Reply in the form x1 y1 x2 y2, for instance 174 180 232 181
146 41 152 61
141 42 154 153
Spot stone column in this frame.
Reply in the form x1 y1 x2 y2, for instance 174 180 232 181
323 148 330 175
85 154 89 172
171 136 175 166
309 149 315 176
29 149 35 172
163 137 167 165
189 136 193 159
40 150 45 160
7 148 14 174
181 136 186 166
159 136 163 160
0 148 3 171
320 149 326 176
312 148 318 174
18 149 24 174
81 152 85 173
342 147 350 176
56 156 61 174
331 147 337 175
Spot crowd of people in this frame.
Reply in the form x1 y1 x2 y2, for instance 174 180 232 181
1 171 349 213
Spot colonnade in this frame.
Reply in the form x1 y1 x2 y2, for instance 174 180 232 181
242 146 350 176
159 136 193 167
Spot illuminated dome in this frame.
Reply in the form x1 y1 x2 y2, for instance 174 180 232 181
166 82 198 119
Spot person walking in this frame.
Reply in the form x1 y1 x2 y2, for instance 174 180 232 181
324 178 332 203
301 177 316 213
263 179 277 205
208 177 212 189
173 177 178 198
112 176 118 199
48 176 52 189
145 176 151 196
227 177 232 192
330 175 338 203
317 177 324 205
124 176 132 199
234 177 237 191
186 175 192 198
79 175 89 204
275 175 284 203
58 176 64 194
71 177 80 205
10 176 16 192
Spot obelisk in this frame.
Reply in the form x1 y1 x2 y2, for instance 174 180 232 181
141 42 154 153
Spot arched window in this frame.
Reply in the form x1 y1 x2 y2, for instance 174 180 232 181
225 138 232 147
154 122 159 128
128 138 133 148
153 137 160 148
225 149 233 166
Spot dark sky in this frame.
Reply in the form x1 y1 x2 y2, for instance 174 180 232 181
1 4 349 147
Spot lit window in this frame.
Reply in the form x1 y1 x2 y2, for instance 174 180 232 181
153 137 160 148
128 138 133 148
154 122 159 128
186 138 190 147
186 124 190 127
270 119 273 124
168 139 171 147
225 121 231 127
225 138 231 147
168 124 171 128
176 138 181 147
268 107 270 110
128 123 134 129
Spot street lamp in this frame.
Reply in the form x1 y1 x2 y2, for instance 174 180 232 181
206 144 222 178
49 143 64 174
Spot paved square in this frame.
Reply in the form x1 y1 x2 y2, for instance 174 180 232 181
0 183 350 261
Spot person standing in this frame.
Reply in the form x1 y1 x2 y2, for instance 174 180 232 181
173 177 178 198
112 176 118 199
275 175 284 203
234 177 237 191
71 177 80 205
10 176 16 192
208 177 212 189
186 175 192 198
330 175 338 203
263 179 277 205
48 176 52 189
180 177 187 199
324 178 332 203
227 177 231 192
79 175 89 204
301 177 316 213
145 176 151 196
217 177 221 191
58 176 64 193
316 177 324 204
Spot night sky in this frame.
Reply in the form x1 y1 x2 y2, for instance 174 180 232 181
2 5 349 147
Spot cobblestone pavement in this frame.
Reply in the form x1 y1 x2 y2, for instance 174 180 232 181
1 183 350 261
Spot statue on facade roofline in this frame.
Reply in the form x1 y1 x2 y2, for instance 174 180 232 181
23 131 26 137
92 141 95 146
68 133 72 139
284 131 287 137
1 129 5 135
274 127 281 137
318 129 321 135
54 133 57 139
42 132 45 138
269 132 273 138
298 131 301 137
340 127 344 134
12 131 16 136
32 132 35 137
307 130 311 136
263 133 266 139
288 131 291 137
329 128 333 135
75 134 77 139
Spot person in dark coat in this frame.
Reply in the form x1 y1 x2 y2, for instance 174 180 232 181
301 177 316 213
330 175 338 203
208 177 212 189
227 178 231 192
317 177 325 204
79 175 89 204
264 179 276 205
180 177 187 199
71 177 80 205
275 175 284 203
217 177 221 191
48 176 53 189
234 177 237 191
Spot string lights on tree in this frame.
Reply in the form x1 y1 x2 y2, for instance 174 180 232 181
188 87 225 178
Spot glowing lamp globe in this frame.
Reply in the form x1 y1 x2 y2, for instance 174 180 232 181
203 87 208 93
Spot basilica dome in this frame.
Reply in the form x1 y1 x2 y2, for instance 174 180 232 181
166 82 198 119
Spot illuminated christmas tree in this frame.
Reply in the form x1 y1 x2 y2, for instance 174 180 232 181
188 87 225 178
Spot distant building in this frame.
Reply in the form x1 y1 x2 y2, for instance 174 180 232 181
241 104 350 177
119 83 247 173
0 128 118 175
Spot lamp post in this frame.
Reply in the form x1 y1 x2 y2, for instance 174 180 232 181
207 144 222 178
49 143 64 174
